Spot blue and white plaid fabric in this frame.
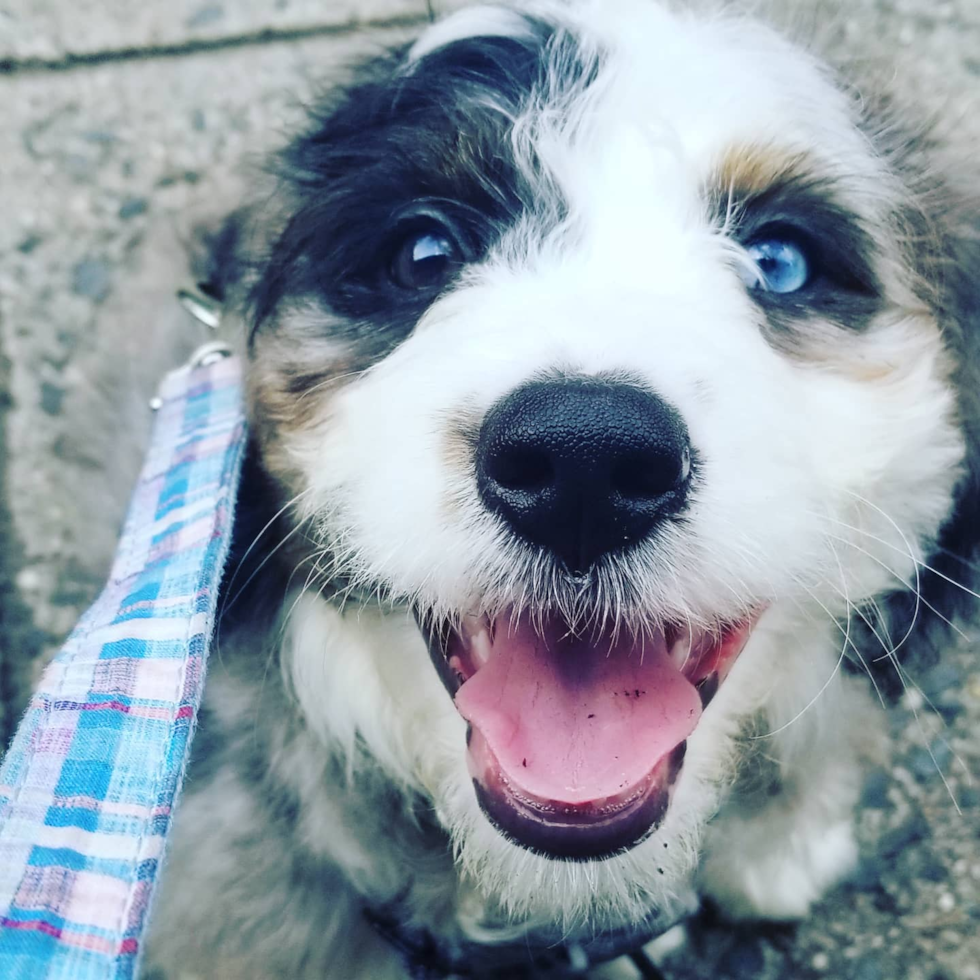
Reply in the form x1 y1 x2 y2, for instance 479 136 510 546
0 355 247 979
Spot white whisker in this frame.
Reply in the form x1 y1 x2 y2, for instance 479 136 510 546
220 486 316 617
752 571 853 740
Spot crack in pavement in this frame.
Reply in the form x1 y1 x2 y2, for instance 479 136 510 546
0 12 435 78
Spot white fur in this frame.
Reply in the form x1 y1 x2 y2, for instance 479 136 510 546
407 5 538 64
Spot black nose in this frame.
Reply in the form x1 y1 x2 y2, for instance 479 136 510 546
476 379 692 573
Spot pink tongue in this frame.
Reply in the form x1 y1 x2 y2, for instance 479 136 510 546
454 617 702 805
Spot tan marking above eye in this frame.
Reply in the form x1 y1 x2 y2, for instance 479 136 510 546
709 143 824 202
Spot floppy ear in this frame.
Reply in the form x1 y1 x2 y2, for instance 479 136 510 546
850 111 980 698
929 207 980 596
191 208 255 305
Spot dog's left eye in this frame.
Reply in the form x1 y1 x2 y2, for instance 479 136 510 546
390 227 462 291
741 235 811 294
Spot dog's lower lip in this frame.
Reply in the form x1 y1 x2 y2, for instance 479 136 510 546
422 611 757 858
469 731 687 859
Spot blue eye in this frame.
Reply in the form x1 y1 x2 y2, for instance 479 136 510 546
743 237 811 294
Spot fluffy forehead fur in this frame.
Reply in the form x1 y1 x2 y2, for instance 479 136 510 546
148 1 980 973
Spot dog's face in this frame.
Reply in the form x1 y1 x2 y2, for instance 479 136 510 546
242 0 966 931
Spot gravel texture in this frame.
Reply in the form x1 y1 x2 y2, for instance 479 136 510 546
0 1 978 977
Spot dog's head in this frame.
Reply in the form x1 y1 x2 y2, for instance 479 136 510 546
228 0 977 933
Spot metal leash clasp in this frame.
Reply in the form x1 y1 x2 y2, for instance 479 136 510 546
150 286 232 410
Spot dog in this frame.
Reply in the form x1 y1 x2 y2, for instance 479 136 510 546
139 1 980 976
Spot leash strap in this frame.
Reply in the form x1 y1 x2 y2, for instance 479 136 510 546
0 355 247 979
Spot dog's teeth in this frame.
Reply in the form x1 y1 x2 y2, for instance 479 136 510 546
470 627 493 669
460 613 484 642
458 614 493 669
668 628 692 672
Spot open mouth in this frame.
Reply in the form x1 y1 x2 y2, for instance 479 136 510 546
424 611 756 859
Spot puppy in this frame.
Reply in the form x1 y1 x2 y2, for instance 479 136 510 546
142 1 980 976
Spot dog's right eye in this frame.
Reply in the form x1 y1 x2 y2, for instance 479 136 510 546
389 226 462 291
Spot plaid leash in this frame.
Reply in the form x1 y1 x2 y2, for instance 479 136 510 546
0 354 247 979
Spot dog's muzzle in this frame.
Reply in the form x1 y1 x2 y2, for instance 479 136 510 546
422 377 757 858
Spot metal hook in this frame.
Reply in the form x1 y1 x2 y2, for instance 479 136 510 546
177 287 223 330
151 288 232 410
189 340 235 370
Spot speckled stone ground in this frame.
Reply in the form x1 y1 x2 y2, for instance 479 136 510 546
0 2 978 978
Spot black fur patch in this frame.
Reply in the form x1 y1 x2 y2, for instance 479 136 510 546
215 446 295 638
248 18 587 365
191 209 251 304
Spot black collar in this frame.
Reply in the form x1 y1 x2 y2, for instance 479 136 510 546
364 894 697 979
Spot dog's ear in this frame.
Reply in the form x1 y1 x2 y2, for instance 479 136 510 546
932 205 980 572
851 110 980 697
191 207 255 306
915 186 980 645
